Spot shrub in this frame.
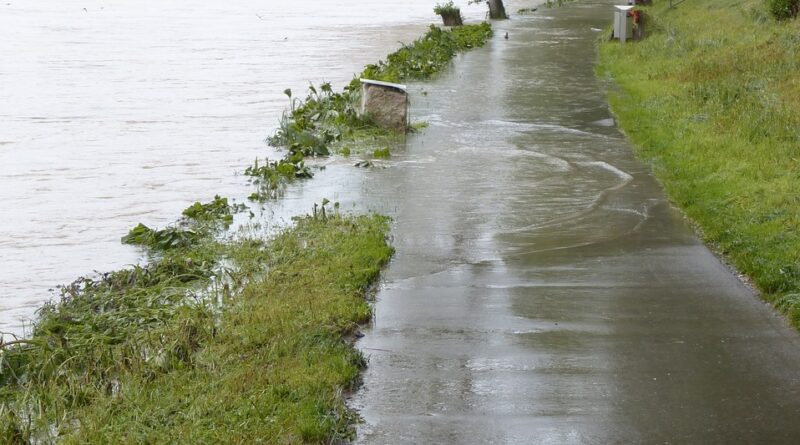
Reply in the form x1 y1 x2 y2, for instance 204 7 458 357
767 0 799 20
434 1 461 16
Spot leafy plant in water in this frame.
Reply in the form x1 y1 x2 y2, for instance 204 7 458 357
372 147 391 159
182 195 242 225
356 23 493 84
544 0 576 8
122 223 202 250
267 82 360 154
311 198 339 221
244 157 313 202
265 23 493 164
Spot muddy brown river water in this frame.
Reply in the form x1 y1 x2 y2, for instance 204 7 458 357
3 0 800 442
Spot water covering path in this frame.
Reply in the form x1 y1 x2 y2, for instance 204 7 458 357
339 1 800 443
4 0 800 441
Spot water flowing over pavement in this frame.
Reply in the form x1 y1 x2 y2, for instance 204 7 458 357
346 2 800 443
4 0 800 440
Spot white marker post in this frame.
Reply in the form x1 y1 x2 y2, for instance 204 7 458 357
613 5 635 43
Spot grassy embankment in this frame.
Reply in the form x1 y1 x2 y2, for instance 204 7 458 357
1 206 393 443
598 0 800 325
0 22 494 443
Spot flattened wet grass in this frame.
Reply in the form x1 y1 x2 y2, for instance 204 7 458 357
1 214 393 443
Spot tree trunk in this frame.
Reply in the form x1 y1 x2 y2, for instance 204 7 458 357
440 12 464 26
487 0 508 19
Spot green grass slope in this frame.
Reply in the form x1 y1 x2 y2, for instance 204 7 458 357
2 214 393 444
598 0 800 325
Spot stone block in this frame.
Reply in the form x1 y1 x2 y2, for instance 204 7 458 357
360 79 409 132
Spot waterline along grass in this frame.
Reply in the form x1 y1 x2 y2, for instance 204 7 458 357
356 23 492 84
598 0 800 326
257 23 493 192
0 212 393 443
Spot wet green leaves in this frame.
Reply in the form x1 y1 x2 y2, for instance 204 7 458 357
358 23 493 84
122 195 246 250
266 23 493 167
182 195 241 224
372 147 390 159
244 156 313 202
121 223 201 250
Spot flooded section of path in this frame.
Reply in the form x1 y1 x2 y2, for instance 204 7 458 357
346 1 800 443
0 0 490 334
4 0 800 440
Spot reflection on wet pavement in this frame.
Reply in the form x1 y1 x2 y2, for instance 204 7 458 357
347 1 800 443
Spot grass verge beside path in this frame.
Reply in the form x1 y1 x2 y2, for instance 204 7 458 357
1 214 393 443
598 0 800 325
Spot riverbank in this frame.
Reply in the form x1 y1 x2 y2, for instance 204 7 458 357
0 0 448 335
598 0 800 327
1 19 494 442
1 213 393 443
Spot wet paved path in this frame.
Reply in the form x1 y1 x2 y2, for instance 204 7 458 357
349 1 800 443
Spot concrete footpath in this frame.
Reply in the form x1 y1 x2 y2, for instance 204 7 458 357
348 1 800 443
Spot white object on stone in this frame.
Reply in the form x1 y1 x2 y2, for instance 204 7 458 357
613 5 634 43
359 79 409 132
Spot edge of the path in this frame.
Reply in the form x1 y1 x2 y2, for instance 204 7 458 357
596 0 800 329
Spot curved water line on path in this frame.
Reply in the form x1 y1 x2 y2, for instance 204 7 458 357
349 1 800 443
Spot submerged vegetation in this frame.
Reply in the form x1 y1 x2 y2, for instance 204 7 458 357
257 22 493 197
121 196 243 249
121 223 203 250
0 212 392 443
544 0 576 8
372 147 391 159
182 195 242 224
358 23 493 84
244 156 313 202
598 0 800 326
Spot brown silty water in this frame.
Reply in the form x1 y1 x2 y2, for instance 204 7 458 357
333 1 800 443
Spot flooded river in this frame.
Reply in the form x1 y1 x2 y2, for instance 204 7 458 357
4 0 800 441
0 0 490 334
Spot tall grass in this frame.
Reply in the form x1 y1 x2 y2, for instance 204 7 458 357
598 0 800 325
